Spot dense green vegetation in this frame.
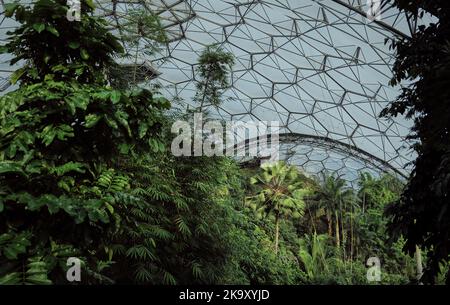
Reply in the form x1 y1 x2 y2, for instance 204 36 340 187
381 0 450 284
0 0 447 285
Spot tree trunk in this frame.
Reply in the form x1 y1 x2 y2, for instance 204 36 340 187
362 193 365 214
341 201 346 259
274 214 280 255
415 245 423 283
199 69 212 111
327 213 333 237
350 206 354 262
335 211 340 248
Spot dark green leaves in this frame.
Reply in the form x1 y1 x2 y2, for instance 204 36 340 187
45 25 59 37
0 161 25 175
0 231 31 260
382 0 450 284
0 0 173 286
1 0 124 85
49 162 85 176
39 124 74 146
68 41 80 49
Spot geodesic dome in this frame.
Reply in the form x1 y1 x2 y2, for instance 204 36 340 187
0 0 425 183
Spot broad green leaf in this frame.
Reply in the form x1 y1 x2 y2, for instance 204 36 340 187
10 67 26 84
80 48 89 60
93 90 110 101
65 93 90 113
110 91 121 104
4 3 19 17
85 0 95 9
39 125 74 146
68 41 80 49
46 25 59 37
33 23 45 33
138 123 148 139
56 125 74 141
114 110 131 136
85 113 101 128
40 125 56 146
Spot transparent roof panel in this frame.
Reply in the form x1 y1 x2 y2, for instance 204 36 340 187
0 0 431 182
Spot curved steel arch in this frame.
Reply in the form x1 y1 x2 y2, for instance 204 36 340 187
234 132 407 179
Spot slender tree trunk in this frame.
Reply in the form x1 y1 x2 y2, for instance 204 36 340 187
362 193 365 214
350 206 354 262
327 213 333 237
199 69 212 111
341 201 346 259
415 245 423 283
274 214 280 255
335 211 340 248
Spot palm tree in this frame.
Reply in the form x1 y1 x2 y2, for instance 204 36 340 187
357 172 380 213
246 161 310 254
315 173 354 248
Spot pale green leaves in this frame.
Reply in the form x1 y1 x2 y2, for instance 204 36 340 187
96 169 130 192
85 0 95 10
10 67 26 84
246 161 309 220
0 161 25 176
84 113 101 128
39 124 74 146
114 110 131 137
33 23 45 33
91 89 121 104
49 161 86 176
138 123 149 139
65 92 90 114
110 90 121 104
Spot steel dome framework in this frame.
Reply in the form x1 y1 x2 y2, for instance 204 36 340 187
0 0 423 183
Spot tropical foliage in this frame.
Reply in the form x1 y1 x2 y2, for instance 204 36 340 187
0 0 447 285
381 0 450 284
